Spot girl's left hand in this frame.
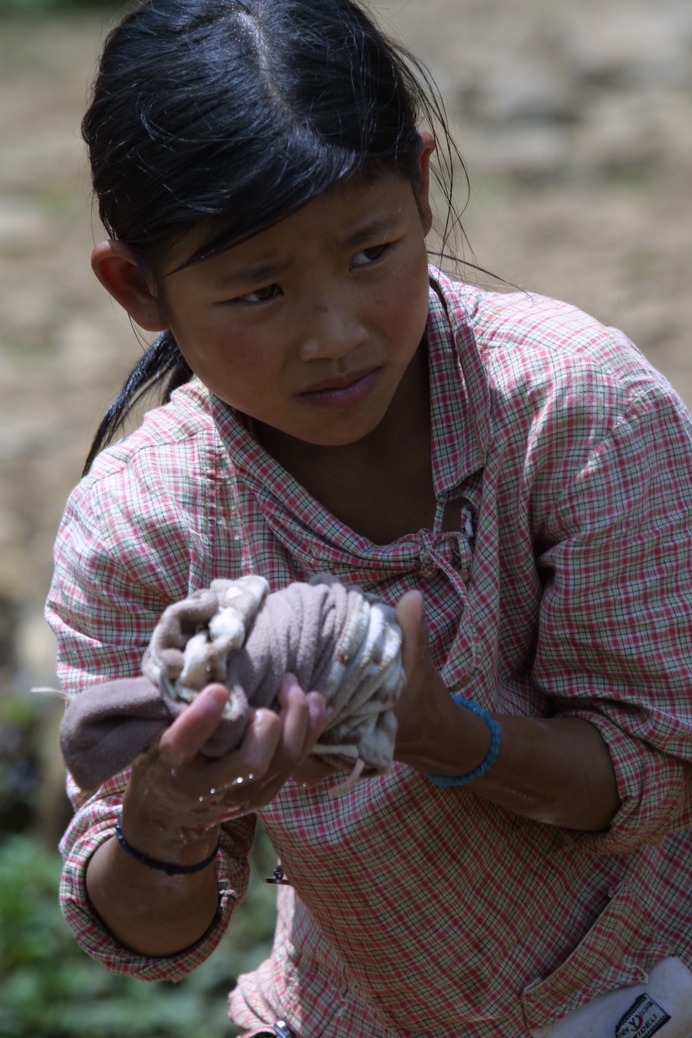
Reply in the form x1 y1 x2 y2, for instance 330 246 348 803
392 592 620 830
392 590 461 771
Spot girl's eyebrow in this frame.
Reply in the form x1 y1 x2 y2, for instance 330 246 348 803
343 216 398 248
209 211 402 289
211 258 285 290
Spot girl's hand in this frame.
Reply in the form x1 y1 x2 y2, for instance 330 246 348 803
393 590 466 772
121 674 328 860
393 592 620 830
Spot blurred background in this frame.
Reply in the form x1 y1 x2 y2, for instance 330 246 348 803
1 0 691 1033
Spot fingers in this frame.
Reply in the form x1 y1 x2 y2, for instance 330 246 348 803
224 677 325 789
183 675 324 802
129 674 330 834
225 701 284 782
395 589 427 675
158 683 231 766
276 675 327 764
239 679 329 797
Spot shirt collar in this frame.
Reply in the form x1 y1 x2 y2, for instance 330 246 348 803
426 268 490 499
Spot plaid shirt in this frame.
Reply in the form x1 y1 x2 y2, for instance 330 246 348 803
46 270 692 1037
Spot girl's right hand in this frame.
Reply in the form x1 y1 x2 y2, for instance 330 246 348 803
120 674 328 862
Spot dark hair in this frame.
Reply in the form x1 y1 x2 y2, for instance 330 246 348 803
83 0 468 472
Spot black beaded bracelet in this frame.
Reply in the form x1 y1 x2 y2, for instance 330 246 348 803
114 812 219 877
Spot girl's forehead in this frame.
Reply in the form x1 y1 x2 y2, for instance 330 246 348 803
165 173 416 280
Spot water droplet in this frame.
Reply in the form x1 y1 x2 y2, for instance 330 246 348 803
246 773 254 782
209 787 217 796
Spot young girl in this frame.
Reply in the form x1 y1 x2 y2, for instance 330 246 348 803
46 0 692 1036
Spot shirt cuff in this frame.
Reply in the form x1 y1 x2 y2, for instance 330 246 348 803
59 791 250 981
559 709 691 854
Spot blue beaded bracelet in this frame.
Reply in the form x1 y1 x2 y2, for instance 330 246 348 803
426 695 501 787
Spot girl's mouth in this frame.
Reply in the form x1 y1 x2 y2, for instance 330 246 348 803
299 367 382 408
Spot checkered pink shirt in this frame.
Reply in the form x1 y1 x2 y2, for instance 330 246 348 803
46 271 692 1037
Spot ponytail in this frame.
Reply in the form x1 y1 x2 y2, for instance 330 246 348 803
83 333 192 475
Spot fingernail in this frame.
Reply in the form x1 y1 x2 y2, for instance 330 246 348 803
205 685 231 715
281 673 304 699
307 693 326 725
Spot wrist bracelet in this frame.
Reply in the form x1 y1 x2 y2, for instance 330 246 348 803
426 696 501 787
114 812 219 877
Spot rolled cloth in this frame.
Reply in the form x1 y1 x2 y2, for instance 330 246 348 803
59 575 405 793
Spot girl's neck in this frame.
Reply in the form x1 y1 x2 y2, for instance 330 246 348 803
255 343 435 543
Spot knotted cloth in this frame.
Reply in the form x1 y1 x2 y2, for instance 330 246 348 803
59 575 405 793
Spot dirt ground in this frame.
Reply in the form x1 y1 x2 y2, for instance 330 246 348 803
1 0 691 692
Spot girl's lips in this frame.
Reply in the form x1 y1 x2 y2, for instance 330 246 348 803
299 367 382 408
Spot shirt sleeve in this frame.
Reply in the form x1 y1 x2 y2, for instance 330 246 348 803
46 457 202 693
59 770 257 981
46 464 254 978
533 377 692 853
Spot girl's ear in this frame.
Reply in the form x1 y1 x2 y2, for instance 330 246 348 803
91 241 168 332
415 130 436 236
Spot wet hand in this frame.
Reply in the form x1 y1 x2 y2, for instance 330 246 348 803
123 673 328 844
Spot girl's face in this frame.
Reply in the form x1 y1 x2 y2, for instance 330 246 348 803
158 163 432 450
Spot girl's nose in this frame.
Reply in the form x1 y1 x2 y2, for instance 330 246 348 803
297 299 367 361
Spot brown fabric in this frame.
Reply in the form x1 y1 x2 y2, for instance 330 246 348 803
60 576 404 792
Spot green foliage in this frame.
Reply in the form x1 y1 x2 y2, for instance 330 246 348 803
0 830 278 1038
0 694 46 836
0 0 115 14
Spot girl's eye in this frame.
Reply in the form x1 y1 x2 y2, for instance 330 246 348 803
351 242 392 268
234 283 283 305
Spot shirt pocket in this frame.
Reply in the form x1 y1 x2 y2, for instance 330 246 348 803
520 883 664 1032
